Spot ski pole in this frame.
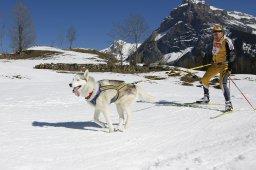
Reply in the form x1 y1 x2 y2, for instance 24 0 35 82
168 63 212 76
134 63 212 84
229 77 256 110
132 79 151 84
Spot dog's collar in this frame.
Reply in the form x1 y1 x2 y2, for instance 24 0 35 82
85 90 94 100
88 83 101 105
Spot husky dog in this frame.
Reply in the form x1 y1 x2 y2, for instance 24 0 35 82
69 69 155 133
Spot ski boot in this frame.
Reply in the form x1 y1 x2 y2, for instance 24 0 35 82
196 94 210 104
225 101 233 112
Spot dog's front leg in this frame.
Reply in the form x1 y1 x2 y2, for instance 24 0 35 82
115 105 125 132
93 110 106 128
124 110 131 129
102 110 114 133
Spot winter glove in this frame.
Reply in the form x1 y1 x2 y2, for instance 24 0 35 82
229 51 236 63
228 62 233 71
216 63 222 68
227 50 236 71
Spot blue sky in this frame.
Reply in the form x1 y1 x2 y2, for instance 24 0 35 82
0 0 255 52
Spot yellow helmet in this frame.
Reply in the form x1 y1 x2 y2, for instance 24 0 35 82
212 25 223 33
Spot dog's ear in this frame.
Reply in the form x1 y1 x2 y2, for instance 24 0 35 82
84 69 89 81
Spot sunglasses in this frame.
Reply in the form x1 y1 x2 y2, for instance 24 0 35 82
213 30 223 33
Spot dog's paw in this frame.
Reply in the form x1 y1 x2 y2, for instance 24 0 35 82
124 124 129 129
101 123 107 128
94 120 107 128
114 128 124 132
108 128 114 133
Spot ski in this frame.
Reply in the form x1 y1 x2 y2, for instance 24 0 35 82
156 101 239 118
155 101 224 112
210 109 237 119
184 102 223 106
156 101 223 106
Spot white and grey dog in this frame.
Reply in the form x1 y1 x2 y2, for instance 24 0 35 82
69 69 155 133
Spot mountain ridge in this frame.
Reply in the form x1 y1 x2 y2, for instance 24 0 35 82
132 0 256 74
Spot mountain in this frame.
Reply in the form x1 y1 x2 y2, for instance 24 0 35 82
133 0 256 74
101 40 140 62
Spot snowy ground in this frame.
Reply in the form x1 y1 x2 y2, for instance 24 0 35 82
1 47 256 170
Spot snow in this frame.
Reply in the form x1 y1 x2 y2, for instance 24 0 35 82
27 46 66 52
101 40 139 61
154 33 164 41
224 19 248 29
247 24 256 30
154 31 168 41
155 21 183 42
179 3 188 8
210 6 224 11
227 11 256 34
191 0 205 4
243 43 256 55
247 24 256 34
1 46 256 170
161 47 193 64
27 46 106 64
227 11 256 20
180 0 205 6
190 0 205 4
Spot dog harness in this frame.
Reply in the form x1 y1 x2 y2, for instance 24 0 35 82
88 81 127 105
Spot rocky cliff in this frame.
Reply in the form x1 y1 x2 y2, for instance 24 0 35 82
133 0 256 74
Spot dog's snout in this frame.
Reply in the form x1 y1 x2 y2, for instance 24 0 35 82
69 83 72 87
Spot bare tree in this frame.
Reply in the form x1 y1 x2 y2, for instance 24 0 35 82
10 1 36 54
115 41 124 66
127 45 136 58
50 40 55 47
66 26 76 49
57 31 65 49
111 14 149 65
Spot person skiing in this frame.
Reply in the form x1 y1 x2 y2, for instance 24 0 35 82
197 24 236 112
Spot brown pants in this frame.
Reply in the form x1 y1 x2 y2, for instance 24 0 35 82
202 63 228 88
201 63 230 101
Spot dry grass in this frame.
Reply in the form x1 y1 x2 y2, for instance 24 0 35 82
180 73 200 83
0 50 61 59
70 48 118 63
144 76 167 80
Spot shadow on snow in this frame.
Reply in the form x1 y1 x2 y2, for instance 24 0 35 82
32 121 103 131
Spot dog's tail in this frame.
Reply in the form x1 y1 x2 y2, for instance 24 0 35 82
136 86 156 103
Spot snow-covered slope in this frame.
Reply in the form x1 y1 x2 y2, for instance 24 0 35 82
1 48 256 170
27 46 106 64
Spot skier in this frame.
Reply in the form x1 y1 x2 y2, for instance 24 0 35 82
197 25 236 111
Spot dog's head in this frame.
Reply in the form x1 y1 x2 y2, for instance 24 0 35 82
69 69 92 97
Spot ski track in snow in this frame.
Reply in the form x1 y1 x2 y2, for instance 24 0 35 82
1 49 256 170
